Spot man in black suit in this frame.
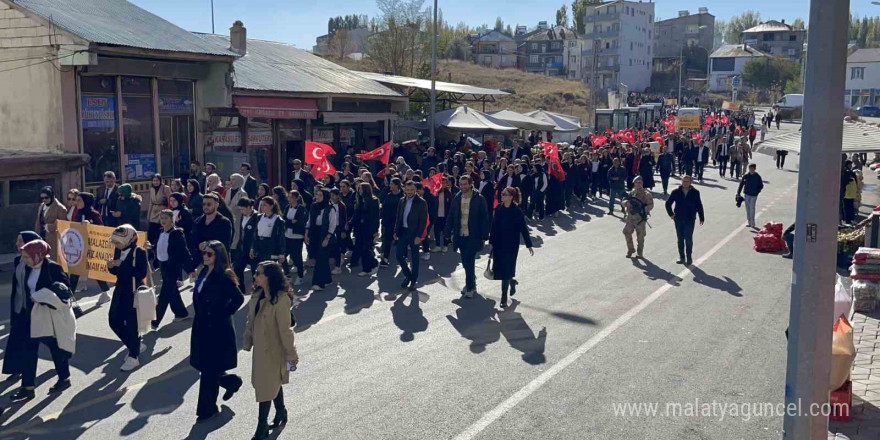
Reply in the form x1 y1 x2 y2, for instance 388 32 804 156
445 175 490 298
96 171 119 227
191 193 233 254
233 198 259 292
394 180 428 291
188 161 207 194
239 163 258 200
291 159 316 189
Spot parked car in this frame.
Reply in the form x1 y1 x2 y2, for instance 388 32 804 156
858 106 880 117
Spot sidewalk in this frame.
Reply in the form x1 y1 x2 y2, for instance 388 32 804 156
829 177 880 439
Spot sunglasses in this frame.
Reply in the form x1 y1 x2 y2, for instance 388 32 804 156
202 251 215 257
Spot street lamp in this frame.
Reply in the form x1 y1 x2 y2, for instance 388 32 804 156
429 0 438 151
678 25 708 106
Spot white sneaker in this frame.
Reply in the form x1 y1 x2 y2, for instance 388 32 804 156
311 285 323 291
430 246 441 252
98 291 112 305
331 267 342 275
139 342 147 353
120 356 140 372
441 246 448 253
421 253 430 261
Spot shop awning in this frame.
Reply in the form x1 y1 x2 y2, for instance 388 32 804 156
233 97 318 120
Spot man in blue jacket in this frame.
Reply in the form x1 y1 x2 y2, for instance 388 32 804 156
665 175 705 265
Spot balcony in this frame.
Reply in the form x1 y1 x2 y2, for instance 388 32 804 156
582 46 619 57
586 12 620 23
584 28 619 39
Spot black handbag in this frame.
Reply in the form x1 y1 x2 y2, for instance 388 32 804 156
735 194 744 208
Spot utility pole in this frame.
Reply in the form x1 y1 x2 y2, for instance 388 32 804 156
677 44 683 106
211 0 215 34
429 0 438 150
589 39 600 130
782 0 850 438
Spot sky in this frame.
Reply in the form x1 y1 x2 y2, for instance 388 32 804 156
130 0 880 51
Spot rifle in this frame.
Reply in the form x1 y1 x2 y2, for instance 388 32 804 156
624 194 652 228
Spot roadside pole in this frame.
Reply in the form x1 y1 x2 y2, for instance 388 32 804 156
782 0 850 439
429 0 438 151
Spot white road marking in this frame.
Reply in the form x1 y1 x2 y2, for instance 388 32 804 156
452 185 794 440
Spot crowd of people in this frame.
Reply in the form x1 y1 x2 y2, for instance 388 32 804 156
10 105 809 438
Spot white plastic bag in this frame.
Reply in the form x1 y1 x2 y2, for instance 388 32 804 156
834 275 854 325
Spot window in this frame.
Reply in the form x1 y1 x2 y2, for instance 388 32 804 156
789 34 797 41
625 6 629 14
158 79 195 179
763 33 774 41
551 41 562 51
648 30 651 39
852 67 865 80
712 57 736 72
482 55 492 65
530 55 539 64
121 76 155 181
717 77 728 87
9 178 56 205
531 43 538 51
629 58 633 66
80 75 120 184
649 14 653 23
607 5 616 14
569 41 576 48
630 42 634 50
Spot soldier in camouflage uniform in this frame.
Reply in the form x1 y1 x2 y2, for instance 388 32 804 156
623 176 654 258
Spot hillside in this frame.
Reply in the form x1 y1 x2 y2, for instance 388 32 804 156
336 59 593 124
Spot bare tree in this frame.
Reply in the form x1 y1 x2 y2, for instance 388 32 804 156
329 29 356 59
368 0 430 77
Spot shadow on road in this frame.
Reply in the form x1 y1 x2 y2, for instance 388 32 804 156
497 300 547 365
689 266 743 297
631 258 681 286
182 405 235 440
390 291 428 342
446 296 500 354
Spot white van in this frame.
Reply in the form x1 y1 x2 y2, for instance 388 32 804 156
775 94 804 109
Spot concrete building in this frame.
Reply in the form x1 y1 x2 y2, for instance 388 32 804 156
469 30 517 69
566 38 587 81
653 8 714 72
581 0 655 92
518 25 580 77
742 20 807 61
313 27 370 59
0 0 237 251
845 49 880 108
708 43 770 92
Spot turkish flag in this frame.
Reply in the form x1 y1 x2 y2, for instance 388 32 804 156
651 132 663 143
692 132 703 143
663 117 676 132
605 128 614 137
591 135 608 148
356 141 392 165
621 130 635 144
540 142 565 182
311 158 337 180
376 167 387 179
424 172 444 196
637 131 644 143
305 141 336 165
721 115 730 126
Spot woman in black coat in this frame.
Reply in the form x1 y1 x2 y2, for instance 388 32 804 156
107 225 148 372
351 182 380 276
186 180 204 218
4 231 42 384
490 187 534 309
638 148 656 190
152 210 196 330
306 188 336 291
190 240 245 422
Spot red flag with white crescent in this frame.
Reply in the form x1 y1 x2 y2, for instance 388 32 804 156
356 141 392 165
311 158 337 180
424 172 444 196
651 132 663 143
305 141 336 165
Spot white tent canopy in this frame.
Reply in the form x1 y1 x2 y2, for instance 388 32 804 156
433 105 518 134
523 109 582 132
486 109 556 131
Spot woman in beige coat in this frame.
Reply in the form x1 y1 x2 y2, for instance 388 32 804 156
243 261 298 440
35 186 68 261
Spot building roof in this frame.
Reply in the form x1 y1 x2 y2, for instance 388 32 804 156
353 71 508 98
743 20 799 33
472 30 516 43
709 43 770 58
848 49 880 64
521 25 579 42
11 0 237 57
196 34 402 98
655 12 715 25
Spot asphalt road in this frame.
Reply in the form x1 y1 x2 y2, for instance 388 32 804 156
0 150 803 440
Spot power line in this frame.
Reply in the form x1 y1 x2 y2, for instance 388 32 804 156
0 51 82 75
